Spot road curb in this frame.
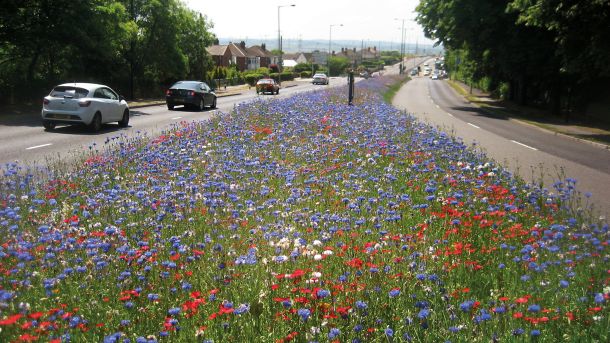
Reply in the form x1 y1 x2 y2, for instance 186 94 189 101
128 92 244 109
446 81 610 150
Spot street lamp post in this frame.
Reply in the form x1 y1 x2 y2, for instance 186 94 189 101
328 24 343 76
394 18 405 74
277 4 295 84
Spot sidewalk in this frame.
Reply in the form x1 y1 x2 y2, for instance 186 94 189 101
447 80 610 149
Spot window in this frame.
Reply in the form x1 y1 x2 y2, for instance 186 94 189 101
93 88 107 99
105 88 118 100
51 86 89 98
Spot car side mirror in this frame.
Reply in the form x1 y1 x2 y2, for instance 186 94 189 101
119 95 125 102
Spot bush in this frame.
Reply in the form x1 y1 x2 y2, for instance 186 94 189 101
280 72 294 81
300 71 312 78
245 74 263 86
269 73 280 82
293 63 311 73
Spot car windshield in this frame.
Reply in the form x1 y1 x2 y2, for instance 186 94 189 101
171 81 201 90
50 86 89 98
257 79 273 84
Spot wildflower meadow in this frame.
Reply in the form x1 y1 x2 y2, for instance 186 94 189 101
0 76 608 342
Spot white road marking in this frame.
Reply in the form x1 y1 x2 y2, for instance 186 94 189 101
511 140 538 151
435 104 440 109
26 143 52 150
467 123 480 129
171 116 183 120
446 112 454 117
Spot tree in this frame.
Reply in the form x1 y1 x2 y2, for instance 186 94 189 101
328 56 350 76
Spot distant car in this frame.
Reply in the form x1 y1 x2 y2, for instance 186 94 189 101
166 81 216 110
41 83 129 132
359 71 370 79
312 73 329 85
256 78 280 95
410 68 418 76
431 74 439 80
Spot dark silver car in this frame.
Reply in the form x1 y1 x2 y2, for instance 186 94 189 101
165 81 217 111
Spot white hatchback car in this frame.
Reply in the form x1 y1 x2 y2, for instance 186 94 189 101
42 83 129 131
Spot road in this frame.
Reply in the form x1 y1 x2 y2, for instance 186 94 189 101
0 77 346 168
393 64 610 219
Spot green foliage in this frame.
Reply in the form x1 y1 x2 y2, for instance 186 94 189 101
416 0 610 114
300 71 312 78
245 73 263 86
280 71 294 81
293 63 313 73
0 0 217 102
328 56 350 77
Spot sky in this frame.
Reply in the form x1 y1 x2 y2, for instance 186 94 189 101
182 0 436 48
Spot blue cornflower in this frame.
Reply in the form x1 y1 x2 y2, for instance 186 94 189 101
512 328 525 336
168 307 180 316
389 288 400 297
527 304 541 312
328 328 340 339
418 308 430 319
234 303 250 315
104 332 122 343
559 280 569 288
594 293 605 304
384 327 394 337
297 308 310 321
460 300 474 312
316 289 330 298
355 300 368 309
530 329 541 337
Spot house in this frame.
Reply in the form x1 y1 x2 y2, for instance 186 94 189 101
207 42 273 71
336 47 359 65
245 44 272 70
283 53 312 65
360 47 380 60
206 42 247 71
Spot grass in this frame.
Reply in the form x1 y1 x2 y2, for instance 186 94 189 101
382 75 411 103
0 76 607 342
446 80 610 146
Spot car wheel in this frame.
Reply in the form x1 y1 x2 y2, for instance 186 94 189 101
90 112 102 132
43 121 56 131
118 109 129 127
276 89 279 95
167 103 174 110
198 98 205 111
210 97 217 109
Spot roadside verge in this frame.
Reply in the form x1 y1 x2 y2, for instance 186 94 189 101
446 80 610 149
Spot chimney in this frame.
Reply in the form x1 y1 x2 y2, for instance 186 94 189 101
240 41 246 49
261 43 266 51
374 46 377 51
353 47 356 53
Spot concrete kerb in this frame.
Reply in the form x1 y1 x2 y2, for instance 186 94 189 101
128 91 244 109
447 80 610 150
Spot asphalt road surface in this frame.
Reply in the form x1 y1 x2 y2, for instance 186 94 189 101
393 66 610 219
0 77 346 169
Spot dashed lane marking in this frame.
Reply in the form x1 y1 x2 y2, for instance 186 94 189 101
467 123 480 129
26 143 52 150
511 140 538 151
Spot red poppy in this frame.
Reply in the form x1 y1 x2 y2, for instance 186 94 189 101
0 313 22 325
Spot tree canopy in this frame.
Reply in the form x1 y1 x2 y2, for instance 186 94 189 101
416 0 610 115
0 0 216 102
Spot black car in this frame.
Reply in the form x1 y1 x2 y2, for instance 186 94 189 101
166 81 217 110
